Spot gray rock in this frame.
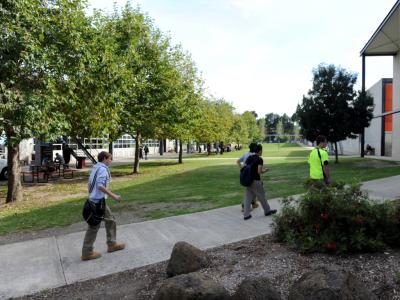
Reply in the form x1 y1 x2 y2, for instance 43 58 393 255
153 272 230 300
288 265 378 300
232 276 281 300
166 241 210 277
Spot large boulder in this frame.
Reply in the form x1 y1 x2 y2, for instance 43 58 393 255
288 265 377 300
166 241 210 277
232 277 281 300
153 272 230 300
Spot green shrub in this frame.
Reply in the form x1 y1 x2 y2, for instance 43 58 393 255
273 181 400 254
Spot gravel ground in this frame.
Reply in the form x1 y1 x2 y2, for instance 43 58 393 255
14 234 400 300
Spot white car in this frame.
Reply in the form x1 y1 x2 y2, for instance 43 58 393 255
0 155 7 180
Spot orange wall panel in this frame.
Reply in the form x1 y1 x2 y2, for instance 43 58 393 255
384 83 392 132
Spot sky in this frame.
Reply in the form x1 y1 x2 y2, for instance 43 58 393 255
87 0 396 118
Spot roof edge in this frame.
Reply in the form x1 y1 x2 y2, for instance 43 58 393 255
360 0 400 56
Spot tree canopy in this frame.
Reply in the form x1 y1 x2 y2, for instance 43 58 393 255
296 64 374 162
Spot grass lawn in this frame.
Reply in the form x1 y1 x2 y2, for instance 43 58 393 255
0 143 400 236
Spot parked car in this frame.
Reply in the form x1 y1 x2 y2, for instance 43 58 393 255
0 155 7 180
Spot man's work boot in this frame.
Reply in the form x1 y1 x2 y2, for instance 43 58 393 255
81 251 102 261
108 243 126 253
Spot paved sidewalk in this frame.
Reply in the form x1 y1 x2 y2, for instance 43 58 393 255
0 199 281 300
362 175 400 200
0 175 399 299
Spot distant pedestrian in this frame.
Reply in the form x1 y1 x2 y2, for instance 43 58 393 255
139 145 143 159
144 145 149 160
308 135 331 185
237 142 259 211
54 152 68 169
81 151 125 261
243 144 277 220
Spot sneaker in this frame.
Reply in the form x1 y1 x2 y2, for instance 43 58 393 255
251 201 259 209
81 251 102 261
244 215 252 220
265 209 277 216
107 243 126 253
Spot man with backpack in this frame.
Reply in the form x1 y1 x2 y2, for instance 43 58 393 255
308 135 331 185
242 144 277 220
236 142 259 211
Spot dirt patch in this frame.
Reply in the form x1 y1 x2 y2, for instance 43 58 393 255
15 235 400 300
0 201 214 246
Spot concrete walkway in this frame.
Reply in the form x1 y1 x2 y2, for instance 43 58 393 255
362 175 400 200
1 175 399 299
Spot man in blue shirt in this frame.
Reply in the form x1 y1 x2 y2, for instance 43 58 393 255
81 151 125 261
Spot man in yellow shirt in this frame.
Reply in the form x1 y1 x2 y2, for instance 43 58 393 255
308 135 331 185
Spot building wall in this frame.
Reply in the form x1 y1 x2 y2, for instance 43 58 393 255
341 79 383 156
393 55 400 159
366 79 384 156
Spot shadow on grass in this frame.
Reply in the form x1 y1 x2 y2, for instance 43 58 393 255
2 158 400 236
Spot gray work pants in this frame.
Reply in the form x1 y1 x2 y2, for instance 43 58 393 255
82 204 116 255
243 180 271 218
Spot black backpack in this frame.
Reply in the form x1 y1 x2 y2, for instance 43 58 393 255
240 156 254 187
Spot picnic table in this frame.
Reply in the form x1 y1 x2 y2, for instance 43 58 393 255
22 164 76 183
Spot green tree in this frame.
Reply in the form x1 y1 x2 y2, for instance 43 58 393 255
162 47 203 164
296 64 362 163
257 118 266 142
242 111 262 143
264 113 280 135
109 5 175 172
0 0 99 202
276 119 284 148
231 114 249 146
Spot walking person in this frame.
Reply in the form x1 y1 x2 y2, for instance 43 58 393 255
243 144 277 220
81 151 125 261
236 142 259 211
308 135 331 185
144 145 149 160
139 145 144 159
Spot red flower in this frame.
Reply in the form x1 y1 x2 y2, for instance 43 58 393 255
326 242 337 251
320 212 329 221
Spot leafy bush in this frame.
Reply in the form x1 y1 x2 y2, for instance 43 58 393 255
273 181 400 254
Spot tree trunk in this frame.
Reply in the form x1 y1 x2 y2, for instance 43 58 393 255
219 141 224 155
133 131 141 173
175 140 178 153
179 140 183 164
6 132 22 203
197 142 201 153
334 141 339 163
207 143 211 155
360 130 365 158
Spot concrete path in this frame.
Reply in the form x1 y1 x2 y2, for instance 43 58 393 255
0 175 399 299
362 175 400 200
0 199 281 300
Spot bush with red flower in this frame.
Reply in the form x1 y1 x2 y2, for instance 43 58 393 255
273 180 400 254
